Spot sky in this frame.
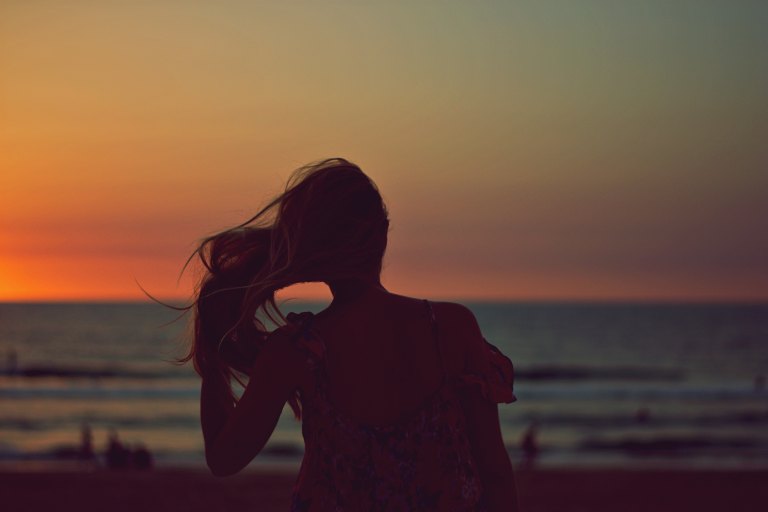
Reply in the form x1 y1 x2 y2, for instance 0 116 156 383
1 1 766 302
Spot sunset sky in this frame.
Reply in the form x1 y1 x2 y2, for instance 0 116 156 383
1 1 766 302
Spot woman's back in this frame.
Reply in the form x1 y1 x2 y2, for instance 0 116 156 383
305 289 462 426
289 289 514 511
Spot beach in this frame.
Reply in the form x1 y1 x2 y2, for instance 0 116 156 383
2 467 766 512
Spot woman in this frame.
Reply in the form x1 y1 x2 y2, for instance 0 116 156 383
185 158 519 511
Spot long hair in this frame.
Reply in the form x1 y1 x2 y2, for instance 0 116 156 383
181 158 389 416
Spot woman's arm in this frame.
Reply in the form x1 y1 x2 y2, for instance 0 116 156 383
462 394 519 511
201 329 307 477
444 304 520 512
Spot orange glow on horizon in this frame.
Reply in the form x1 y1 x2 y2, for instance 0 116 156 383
1 248 765 303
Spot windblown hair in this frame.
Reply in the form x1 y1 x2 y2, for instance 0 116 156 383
181 158 389 415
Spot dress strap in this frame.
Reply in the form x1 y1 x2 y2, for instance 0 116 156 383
423 300 445 376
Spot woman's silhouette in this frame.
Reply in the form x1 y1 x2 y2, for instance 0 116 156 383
183 158 518 511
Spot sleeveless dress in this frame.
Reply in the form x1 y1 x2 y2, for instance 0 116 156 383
287 302 516 512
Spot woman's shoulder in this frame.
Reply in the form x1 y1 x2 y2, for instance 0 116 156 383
407 300 480 376
373 295 481 343
429 301 477 320
427 302 516 403
428 301 482 340
383 293 475 318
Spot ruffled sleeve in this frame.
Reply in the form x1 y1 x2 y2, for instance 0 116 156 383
458 339 517 404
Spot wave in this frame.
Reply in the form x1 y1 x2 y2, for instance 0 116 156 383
0 365 179 379
2 363 686 384
517 383 768 402
0 441 303 464
4 411 766 434
516 365 685 382
4 406 768 437
580 435 762 455
0 387 198 400
0 414 200 431
508 409 768 429
3 381 766 402
2 360 686 382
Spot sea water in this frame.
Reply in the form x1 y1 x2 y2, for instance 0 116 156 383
0 301 766 469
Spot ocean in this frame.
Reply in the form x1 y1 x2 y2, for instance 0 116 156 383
1 301 767 470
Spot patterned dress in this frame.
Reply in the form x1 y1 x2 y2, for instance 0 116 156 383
287 302 516 512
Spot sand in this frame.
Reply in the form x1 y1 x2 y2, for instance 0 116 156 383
1 467 766 512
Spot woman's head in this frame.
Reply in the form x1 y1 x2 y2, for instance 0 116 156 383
273 159 389 283
185 158 388 401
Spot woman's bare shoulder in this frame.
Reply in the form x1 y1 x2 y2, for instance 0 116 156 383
425 301 483 373
430 301 481 335
379 294 480 335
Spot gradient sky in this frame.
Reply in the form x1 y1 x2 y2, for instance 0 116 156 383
1 1 766 302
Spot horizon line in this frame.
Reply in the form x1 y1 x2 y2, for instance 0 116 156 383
1 296 766 306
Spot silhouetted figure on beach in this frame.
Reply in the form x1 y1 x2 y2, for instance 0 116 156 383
5 348 18 375
635 406 651 424
754 374 766 393
175 159 519 510
521 421 540 469
78 423 94 460
105 430 130 469
132 444 154 470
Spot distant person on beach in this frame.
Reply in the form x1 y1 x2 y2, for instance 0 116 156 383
754 374 766 393
5 348 18 375
105 430 130 469
78 423 94 460
132 444 154 470
520 421 540 469
180 159 518 511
